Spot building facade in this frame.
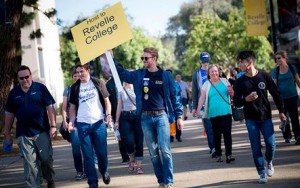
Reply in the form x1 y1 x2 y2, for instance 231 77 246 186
21 0 64 108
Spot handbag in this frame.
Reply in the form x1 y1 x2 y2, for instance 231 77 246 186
231 105 244 121
59 122 71 143
209 80 244 121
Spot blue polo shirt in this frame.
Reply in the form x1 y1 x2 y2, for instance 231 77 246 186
6 82 55 137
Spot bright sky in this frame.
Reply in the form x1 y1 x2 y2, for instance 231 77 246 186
54 0 189 36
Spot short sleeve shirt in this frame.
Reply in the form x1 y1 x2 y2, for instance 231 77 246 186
6 82 55 137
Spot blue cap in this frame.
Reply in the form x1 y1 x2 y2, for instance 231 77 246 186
199 51 210 63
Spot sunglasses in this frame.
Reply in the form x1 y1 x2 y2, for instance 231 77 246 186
141 56 153 61
19 75 30 80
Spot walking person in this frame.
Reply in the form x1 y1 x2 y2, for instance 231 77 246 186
100 53 129 164
115 47 184 188
192 51 216 157
3 65 56 188
68 63 111 188
115 82 144 174
196 65 235 163
271 50 300 144
233 50 286 183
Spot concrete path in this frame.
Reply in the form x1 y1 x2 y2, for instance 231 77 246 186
1 111 300 188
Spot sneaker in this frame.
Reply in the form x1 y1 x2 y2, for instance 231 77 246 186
164 184 173 188
158 183 164 188
216 157 223 162
258 173 267 183
89 183 98 188
121 159 129 165
266 161 274 177
75 172 84 180
285 138 291 143
210 148 217 158
102 172 111 185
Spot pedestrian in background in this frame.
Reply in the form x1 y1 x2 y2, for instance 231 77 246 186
115 47 184 188
3 65 56 188
192 51 216 158
100 53 129 164
233 50 286 184
115 82 144 174
271 50 300 144
196 64 235 163
176 74 190 122
68 63 111 188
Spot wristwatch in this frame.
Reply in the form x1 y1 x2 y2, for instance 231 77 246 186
177 116 183 120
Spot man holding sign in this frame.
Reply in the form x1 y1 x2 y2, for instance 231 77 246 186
114 47 183 188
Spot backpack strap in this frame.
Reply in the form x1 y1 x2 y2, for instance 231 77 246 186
276 63 296 84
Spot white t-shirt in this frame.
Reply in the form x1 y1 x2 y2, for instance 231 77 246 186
77 80 104 124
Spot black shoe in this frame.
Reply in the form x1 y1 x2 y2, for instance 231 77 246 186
103 172 111 185
177 138 182 142
226 155 235 163
170 137 174 142
47 181 55 188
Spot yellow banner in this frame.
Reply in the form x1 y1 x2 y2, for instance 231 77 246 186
71 2 133 64
244 0 268 36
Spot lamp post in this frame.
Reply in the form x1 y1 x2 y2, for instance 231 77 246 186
269 0 277 52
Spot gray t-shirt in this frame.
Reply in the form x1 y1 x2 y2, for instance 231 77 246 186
119 88 136 111
177 80 189 99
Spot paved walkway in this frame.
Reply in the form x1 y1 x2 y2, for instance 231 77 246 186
1 112 300 188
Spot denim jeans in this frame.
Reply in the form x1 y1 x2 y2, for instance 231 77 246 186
282 96 300 140
202 118 214 151
18 132 55 188
245 119 276 175
76 119 108 186
141 112 173 185
119 110 144 160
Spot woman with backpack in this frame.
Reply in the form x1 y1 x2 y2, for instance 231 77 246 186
272 50 300 144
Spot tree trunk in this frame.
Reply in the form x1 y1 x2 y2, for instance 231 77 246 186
0 0 23 132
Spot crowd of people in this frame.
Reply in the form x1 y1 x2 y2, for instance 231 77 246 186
3 48 300 188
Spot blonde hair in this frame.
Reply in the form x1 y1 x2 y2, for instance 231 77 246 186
207 64 220 79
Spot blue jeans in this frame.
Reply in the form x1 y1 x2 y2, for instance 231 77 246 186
119 110 144 160
141 112 173 185
70 128 84 173
76 119 108 186
245 119 276 175
202 118 214 151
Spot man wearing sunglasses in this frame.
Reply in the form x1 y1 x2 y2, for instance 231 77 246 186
115 47 183 188
3 65 57 188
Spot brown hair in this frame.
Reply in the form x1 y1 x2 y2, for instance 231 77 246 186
274 50 288 60
75 62 90 71
144 47 158 60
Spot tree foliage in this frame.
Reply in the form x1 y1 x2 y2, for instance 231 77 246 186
183 8 273 77
0 0 57 131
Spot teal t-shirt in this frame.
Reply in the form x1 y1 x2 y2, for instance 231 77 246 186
207 81 231 118
272 65 298 99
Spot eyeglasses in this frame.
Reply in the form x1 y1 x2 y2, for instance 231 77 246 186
141 56 153 61
19 75 30 80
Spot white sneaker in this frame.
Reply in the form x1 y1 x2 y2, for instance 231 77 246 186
266 161 274 177
258 173 267 183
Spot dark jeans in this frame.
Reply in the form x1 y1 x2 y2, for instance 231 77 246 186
282 96 300 140
210 114 233 157
119 110 144 160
